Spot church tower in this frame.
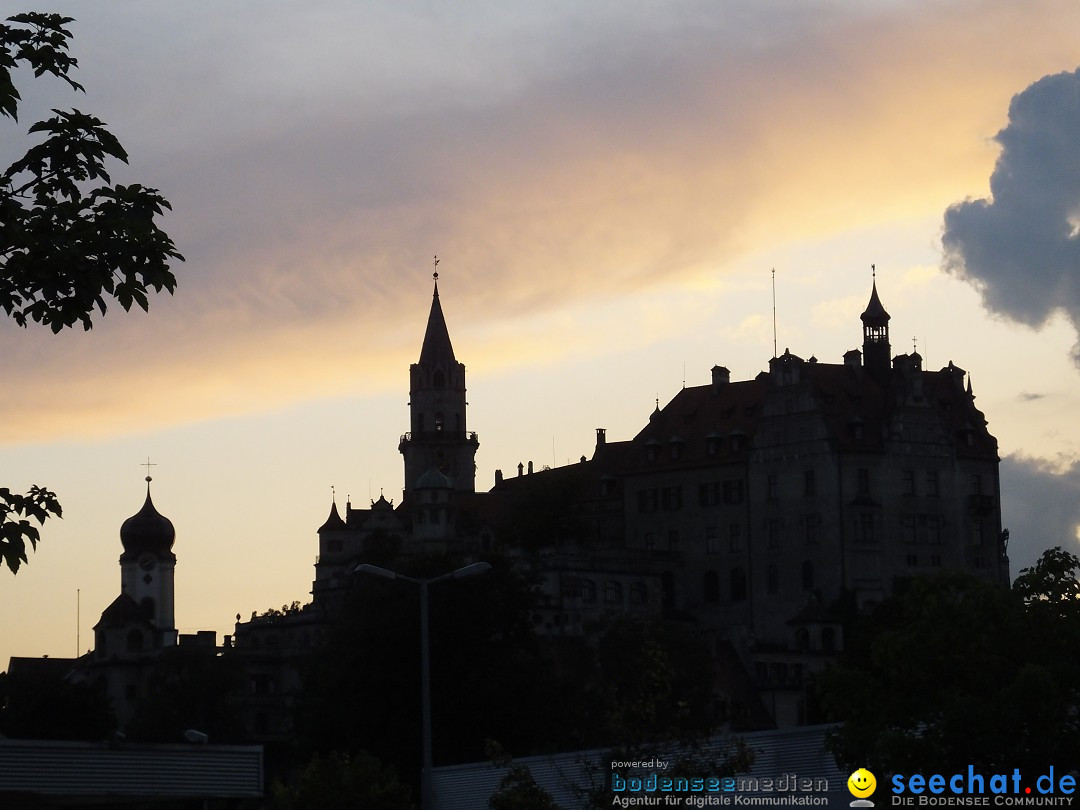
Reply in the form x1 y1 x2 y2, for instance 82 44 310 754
399 271 479 494
861 268 891 385
117 475 177 646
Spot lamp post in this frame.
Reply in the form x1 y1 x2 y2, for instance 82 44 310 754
354 561 491 810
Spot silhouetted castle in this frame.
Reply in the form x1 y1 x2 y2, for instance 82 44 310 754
17 271 1005 735
237 271 1006 728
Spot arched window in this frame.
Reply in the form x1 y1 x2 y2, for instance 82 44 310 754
630 582 648 605
433 370 445 388
434 412 444 432
703 571 720 604
582 579 597 603
730 568 746 602
604 581 623 604
796 627 810 651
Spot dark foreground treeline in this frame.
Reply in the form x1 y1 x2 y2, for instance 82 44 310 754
3 547 1079 808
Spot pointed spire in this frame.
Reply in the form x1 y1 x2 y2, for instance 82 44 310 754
318 499 347 533
418 268 457 366
861 267 890 327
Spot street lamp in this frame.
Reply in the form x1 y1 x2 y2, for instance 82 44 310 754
354 561 491 810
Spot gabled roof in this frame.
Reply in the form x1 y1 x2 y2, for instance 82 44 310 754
5 656 81 681
418 278 457 366
94 593 154 631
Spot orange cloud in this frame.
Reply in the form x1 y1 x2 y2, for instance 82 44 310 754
3 0 1077 444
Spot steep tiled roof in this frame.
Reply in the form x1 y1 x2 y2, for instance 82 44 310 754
418 279 457 366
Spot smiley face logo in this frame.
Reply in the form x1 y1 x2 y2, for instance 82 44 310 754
848 768 877 798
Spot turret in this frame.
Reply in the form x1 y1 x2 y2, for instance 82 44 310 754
861 267 891 384
118 475 177 645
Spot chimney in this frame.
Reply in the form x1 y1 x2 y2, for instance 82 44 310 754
711 365 730 391
495 469 503 485
596 427 607 448
528 460 534 475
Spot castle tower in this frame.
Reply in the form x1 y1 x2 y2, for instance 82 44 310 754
861 268 891 384
399 272 479 494
118 475 177 646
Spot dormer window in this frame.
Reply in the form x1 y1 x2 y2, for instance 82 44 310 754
646 441 660 462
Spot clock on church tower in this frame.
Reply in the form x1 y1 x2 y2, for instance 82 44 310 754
118 473 177 645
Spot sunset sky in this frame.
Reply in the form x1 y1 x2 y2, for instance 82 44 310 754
3 0 1080 667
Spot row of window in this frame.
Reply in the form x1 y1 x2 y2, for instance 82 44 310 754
702 561 816 604
647 513 986 554
644 434 747 463
637 480 745 513
637 468 985 511
414 411 463 433
645 514 982 554
564 578 651 606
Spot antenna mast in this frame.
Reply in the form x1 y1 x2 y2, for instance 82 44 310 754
771 268 777 358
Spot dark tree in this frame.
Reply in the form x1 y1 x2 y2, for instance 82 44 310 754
0 13 182 573
0 484 60 573
564 615 753 810
124 646 246 744
1013 545 1080 619
293 555 561 783
271 750 414 810
0 667 115 740
817 550 1080 774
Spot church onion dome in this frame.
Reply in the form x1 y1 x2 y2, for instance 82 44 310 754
860 280 891 326
318 500 347 533
418 277 457 366
120 481 175 557
415 466 453 490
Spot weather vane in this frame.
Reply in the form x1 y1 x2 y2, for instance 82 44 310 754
433 255 439 282
142 457 156 483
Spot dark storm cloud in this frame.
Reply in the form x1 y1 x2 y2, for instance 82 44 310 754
1000 453 1080 575
942 68 1080 363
